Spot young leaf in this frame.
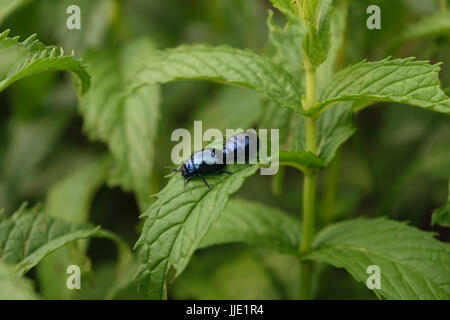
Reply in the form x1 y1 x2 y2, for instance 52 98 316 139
302 0 332 69
305 218 450 299
134 165 259 299
0 204 99 275
312 57 450 115
0 30 90 95
0 261 38 300
432 179 450 227
200 198 301 254
79 38 161 209
398 11 450 43
132 44 304 113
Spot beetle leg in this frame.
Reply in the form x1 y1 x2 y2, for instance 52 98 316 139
184 176 193 191
198 173 211 190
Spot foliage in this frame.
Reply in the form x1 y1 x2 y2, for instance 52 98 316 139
0 0 449 300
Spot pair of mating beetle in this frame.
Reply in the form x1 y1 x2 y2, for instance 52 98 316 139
168 131 259 190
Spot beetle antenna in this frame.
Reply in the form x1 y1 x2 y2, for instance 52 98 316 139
165 165 181 173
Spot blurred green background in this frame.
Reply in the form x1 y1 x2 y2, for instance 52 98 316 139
0 0 449 299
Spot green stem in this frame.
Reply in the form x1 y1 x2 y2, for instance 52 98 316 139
440 0 447 11
272 165 286 196
299 61 318 300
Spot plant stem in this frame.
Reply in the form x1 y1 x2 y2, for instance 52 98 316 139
440 0 447 11
299 60 318 300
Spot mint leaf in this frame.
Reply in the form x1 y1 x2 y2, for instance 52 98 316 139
134 165 259 299
302 0 332 68
305 218 450 299
312 58 450 115
0 204 99 275
200 198 301 254
133 44 303 113
0 30 90 95
278 150 325 171
432 179 450 227
0 261 38 299
79 38 161 209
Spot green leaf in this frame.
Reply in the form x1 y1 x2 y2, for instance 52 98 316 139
134 164 259 299
132 44 304 114
0 203 133 283
278 150 325 171
302 0 332 68
200 198 301 254
316 0 348 91
432 179 450 227
79 38 161 209
0 261 38 299
305 218 450 300
312 57 450 115
0 204 100 275
0 30 90 95
399 11 450 43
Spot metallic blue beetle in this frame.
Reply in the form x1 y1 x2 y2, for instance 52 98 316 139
168 131 259 190
223 131 259 164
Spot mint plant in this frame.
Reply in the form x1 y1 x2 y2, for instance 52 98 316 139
133 0 450 300
0 0 449 300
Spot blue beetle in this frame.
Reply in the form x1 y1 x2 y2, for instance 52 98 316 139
167 131 259 190
167 148 228 190
223 131 259 164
